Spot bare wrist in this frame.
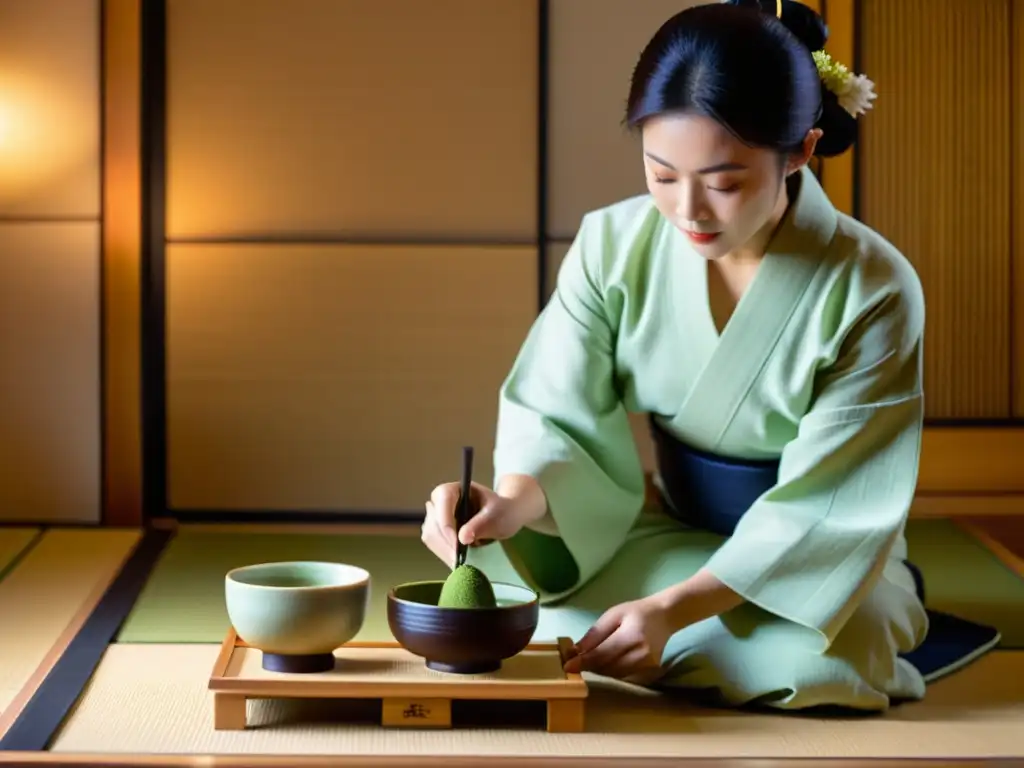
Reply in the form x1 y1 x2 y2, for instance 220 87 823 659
495 473 549 526
651 569 746 631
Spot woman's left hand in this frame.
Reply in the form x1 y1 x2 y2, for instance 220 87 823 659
562 596 676 681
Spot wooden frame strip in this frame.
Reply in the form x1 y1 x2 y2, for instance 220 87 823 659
101 0 143 527
911 495 1024 519
820 0 857 217
1013 0 1024 417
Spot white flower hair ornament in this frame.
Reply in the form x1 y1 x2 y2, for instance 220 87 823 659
812 50 877 118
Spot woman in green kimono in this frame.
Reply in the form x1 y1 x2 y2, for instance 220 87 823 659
421 0 999 711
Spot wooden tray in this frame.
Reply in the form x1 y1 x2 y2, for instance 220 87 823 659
208 629 588 732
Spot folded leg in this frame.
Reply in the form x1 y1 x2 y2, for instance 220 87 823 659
471 511 928 711
655 572 927 711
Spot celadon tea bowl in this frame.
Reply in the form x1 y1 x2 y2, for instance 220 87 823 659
386 580 539 674
225 561 370 674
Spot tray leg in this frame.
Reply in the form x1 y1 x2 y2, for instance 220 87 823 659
214 693 247 730
382 698 452 728
546 699 585 733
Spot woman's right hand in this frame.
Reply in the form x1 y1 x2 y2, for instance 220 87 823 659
421 480 531 568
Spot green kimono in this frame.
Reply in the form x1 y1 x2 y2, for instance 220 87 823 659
467 166 930 711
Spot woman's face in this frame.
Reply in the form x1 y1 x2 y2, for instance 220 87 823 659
641 113 816 260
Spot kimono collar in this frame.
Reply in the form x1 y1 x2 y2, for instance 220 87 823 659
765 165 840 262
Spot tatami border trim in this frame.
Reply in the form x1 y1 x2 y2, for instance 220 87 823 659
956 520 1024 580
0 528 174 752
0 754 1015 767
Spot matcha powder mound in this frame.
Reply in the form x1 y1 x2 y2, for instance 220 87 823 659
437 564 497 608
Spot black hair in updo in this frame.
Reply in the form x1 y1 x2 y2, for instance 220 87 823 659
625 0 858 158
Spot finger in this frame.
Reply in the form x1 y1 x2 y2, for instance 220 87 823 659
429 483 460 534
458 506 491 545
422 502 456 566
467 481 490 510
459 482 504 538
429 501 457 550
564 626 627 674
583 644 637 678
574 630 637 674
458 499 503 545
573 612 621 655
432 526 457 570
425 495 457 549
563 652 586 674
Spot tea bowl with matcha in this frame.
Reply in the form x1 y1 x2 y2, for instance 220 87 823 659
225 561 370 674
387 564 539 674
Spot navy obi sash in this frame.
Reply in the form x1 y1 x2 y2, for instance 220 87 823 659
646 416 1001 685
649 417 779 537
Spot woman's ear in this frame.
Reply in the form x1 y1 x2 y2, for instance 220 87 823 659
786 128 823 174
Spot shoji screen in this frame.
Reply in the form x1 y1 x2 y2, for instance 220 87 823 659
164 0 539 513
546 0 708 472
0 0 102 522
858 0 1016 420
546 0 708 282
162 0 1024 515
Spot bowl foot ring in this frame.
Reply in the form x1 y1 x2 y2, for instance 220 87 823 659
262 652 336 674
426 659 501 675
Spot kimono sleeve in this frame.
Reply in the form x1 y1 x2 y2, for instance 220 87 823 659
489 214 647 600
704 272 926 650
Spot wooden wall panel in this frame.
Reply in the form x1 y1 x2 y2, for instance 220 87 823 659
165 0 537 242
546 0 707 240
0 0 100 217
166 244 537 512
0 224 101 523
858 0 1013 419
917 427 1024 493
0 0 101 523
1014 0 1024 417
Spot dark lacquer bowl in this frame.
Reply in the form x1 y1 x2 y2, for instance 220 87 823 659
386 580 539 674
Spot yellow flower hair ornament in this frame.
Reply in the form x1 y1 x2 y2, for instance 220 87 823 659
812 50 877 118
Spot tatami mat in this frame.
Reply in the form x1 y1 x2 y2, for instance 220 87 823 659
51 643 1023 758
0 527 40 580
117 519 1024 647
906 520 1024 646
0 528 140 714
117 525 448 644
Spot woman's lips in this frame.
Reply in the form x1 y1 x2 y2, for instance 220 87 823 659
684 230 721 244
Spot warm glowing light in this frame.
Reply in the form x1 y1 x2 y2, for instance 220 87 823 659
0 73 99 212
